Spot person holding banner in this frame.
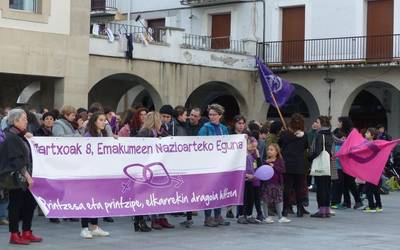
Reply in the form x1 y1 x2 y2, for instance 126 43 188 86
119 108 152 232
198 104 231 227
137 111 175 230
52 105 81 137
310 116 333 218
80 112 111 239
363 128 383 213
1 109 42 245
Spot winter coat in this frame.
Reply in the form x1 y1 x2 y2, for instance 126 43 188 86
0 127 32 177
185 120 205 136
198 122 229 136
34 126 53 137
52 118 80 137
278 130 308 175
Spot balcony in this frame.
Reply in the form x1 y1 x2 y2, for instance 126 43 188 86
257 34 400 69
91 0 117 14
89 23 255 71
182 34 246 54
180 0 239 6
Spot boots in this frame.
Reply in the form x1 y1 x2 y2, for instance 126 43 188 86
9 233 30 245
296 205 304 217
158 218 175 228
151 219 163 230
21 231 43 242
134 217 152 232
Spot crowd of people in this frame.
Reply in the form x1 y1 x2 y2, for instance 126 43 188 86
0 103 392 245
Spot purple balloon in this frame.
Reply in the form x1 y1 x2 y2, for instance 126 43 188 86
254 165 274 181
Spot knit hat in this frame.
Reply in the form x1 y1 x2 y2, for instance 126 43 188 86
42 112 56 121
159 105 178 117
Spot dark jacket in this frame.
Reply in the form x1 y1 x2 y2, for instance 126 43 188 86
160 118 186 136
0 127 32 176
278 130 308 175
185 119 206 136
310 128 333 161
34 126 53 137
174 119 187 136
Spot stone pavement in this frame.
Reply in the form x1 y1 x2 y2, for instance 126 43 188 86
0 192 399 250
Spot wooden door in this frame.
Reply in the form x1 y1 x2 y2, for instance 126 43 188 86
367 0 393 61
282 6 305 64
147 18 165 42
91 0 105 11
211 14 231 49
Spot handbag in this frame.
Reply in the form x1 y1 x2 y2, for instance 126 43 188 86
0 170 27 190
310 135 331 176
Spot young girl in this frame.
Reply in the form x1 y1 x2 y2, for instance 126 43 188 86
237 137 262 224
363 128 383 213
261 143 290 223
80 112 110 239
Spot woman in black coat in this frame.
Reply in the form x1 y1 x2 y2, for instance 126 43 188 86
1 109 42 245
310 116 333 218
278 113 309 217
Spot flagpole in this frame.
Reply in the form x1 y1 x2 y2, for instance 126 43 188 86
267 84 288 130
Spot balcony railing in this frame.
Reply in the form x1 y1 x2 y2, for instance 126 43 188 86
106 22 166 43
91 0 117 12
181 0 237 6
182 34 246 54
257 34 400 66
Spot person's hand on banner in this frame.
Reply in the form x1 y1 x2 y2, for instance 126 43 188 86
23 171 33 188
112 134 119 140
25 132 33 139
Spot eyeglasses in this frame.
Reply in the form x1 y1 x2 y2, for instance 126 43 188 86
208 113 220 116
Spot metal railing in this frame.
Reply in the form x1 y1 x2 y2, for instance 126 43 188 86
91 0 117 12
182 34 246 54
105 22 166 43
181 0 238 5
257 34 400 65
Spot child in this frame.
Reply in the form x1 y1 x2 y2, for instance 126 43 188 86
237 137 262 224
261 143 290 223
363 128 383 213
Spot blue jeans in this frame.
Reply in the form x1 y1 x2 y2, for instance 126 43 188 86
0 199 8 220
204 208 221 218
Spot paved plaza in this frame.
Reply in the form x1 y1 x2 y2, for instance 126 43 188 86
0 192 398 250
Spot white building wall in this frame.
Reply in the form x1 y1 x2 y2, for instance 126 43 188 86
0 0 71 35
116 1 263 42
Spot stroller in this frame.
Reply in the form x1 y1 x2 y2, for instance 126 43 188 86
382 151 400 193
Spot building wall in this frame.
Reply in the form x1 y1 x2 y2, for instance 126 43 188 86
0 0 71 35
88 54 258 118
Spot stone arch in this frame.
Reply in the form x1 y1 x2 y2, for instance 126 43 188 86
265 83 320 126
88 73 162 112
16 81 41 104
185 81 248 125
342 81 400 137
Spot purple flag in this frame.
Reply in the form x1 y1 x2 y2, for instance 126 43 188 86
256 57 295 108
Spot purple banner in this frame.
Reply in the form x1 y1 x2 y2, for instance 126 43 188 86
32 171 245 218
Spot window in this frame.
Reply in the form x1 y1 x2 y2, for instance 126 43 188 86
9 0 38 13
1 0 50 23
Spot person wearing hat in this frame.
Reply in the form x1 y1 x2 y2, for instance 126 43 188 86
159 105 181 136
